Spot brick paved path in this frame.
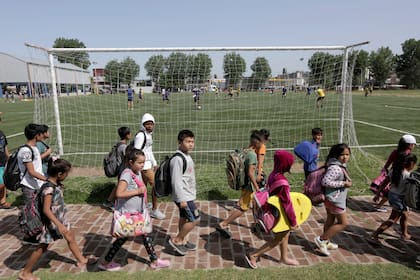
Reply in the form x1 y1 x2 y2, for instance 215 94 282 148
1 196 419 278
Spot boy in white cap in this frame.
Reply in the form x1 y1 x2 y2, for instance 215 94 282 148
134 113 165 219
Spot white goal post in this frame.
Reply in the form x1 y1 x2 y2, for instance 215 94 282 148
25 41 372 192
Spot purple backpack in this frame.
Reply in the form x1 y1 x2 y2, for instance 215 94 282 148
303 167 326 204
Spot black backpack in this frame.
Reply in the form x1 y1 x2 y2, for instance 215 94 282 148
154 153 186 198
103 142 124 177
3 144 34 191
125 131 146 155
404 171 420 210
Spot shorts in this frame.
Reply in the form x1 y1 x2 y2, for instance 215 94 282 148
236 189 254 211
128 97 133 101
388 192 407 212
0 167 4 184
324 199 345 215
175 200 200 222
141 168 155 187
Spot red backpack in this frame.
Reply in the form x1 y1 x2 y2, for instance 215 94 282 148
303 167 326 204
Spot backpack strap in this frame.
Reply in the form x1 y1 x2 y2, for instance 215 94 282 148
136 130 147 150
171 152 187 174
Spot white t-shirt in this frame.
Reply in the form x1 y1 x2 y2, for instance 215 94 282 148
17 145 44 190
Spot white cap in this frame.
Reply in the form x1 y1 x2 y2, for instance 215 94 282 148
402 134 417 145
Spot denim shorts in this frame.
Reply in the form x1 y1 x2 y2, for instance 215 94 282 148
175 200 200 222
388 191 407 212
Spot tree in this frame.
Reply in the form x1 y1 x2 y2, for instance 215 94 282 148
144 55 166 87
223 53 246 88
396 38 420 89
307 52 339 88
165 52 188 90
352 50 369 86
104 57 140 90
188 53 212 85
119 57 140 85
250 57 271 89
53 37 90 69
369 47 395 87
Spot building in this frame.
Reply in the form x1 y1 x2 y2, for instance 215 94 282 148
0 52 91 97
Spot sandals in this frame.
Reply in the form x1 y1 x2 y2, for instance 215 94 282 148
245 253 258 269
216 226 232 239
0 202 15 209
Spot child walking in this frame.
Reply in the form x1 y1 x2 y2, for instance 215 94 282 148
99 149 170 271
370 153 418 243
372 134 416 212
19 158 96 280
315 143 352 256
167 130 200 256
245 150 299 268
217 130 263 238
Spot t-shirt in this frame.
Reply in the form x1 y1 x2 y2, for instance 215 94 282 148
0 131 8 167
17 145 44 190
243 149 257 192
127 88 134 99
116 169 146 213
317 88 325 97
170 150 196 203
36 141 50 174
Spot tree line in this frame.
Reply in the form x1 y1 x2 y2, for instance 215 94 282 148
52 37 420 90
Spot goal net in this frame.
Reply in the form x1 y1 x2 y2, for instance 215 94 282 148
26 43 375 194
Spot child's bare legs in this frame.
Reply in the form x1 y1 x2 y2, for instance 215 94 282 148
371 210 401 239
62 229 92 266
375 197 388 208
249 231 298 266
19 244 48 280
400 211 411 240
219 208 244 229
320 212 348 241
172 217 198 245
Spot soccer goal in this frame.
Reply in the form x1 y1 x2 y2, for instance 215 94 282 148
25 42 373 193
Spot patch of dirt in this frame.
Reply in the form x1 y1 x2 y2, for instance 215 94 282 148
70 167 104 177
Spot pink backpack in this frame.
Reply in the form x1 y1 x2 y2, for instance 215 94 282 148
303 167 326 204
253 178 288 233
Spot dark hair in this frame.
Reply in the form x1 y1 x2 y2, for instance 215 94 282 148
125 148 145 164
38 124 49 134
47 158 72 177
397 137 411 152
24 123 42 140
118 126 131 140
391 153 418 186
326 143 351 162
312 127 323 136
259 129 270 141
178 129 194 142
250 130 263 143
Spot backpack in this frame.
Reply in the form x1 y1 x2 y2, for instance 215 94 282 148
404 171 420 210
3 144 34 191
154 152 187 198
125 130 147 155
303 167 326 204
103 142 124 177
19 182 55 238
226 149 250 190
252 178 288 233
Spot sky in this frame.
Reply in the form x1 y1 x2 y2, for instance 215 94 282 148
1 0 419 76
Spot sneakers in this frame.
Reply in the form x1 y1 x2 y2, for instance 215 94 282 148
98 261 121 272
168 239 188 255
314 236 330 256
151 209 166 220
375 207 387 213
326 241 338 250
150 258 170 269
102 200 114 211
184 241 197 251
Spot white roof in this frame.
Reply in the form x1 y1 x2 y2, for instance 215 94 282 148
0 52 90 84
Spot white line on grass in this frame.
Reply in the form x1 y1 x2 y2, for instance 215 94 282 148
354 120 420 137
384 105 420 111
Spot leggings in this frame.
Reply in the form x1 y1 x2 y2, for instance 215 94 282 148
104 235 157 262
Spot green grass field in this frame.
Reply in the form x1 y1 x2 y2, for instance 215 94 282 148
0 89 419 203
